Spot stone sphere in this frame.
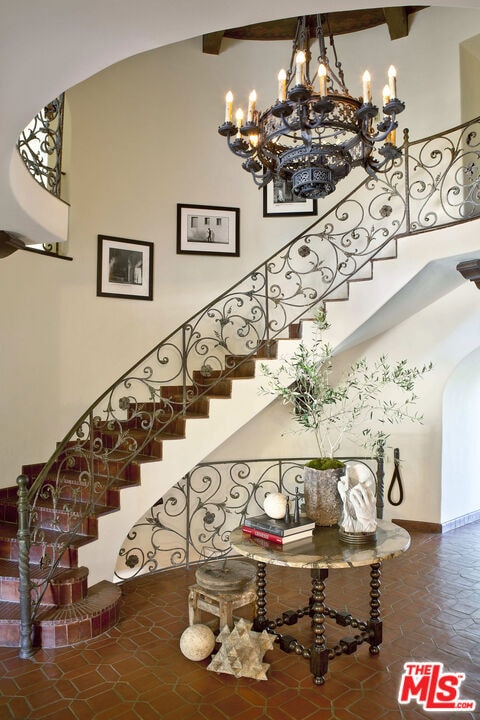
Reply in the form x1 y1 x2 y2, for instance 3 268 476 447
180 624 216 661
263 492 287 519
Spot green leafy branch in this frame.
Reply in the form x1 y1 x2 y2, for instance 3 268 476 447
261 309 432 459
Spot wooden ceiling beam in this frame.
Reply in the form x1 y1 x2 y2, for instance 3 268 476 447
382 7 409 40
202 31 225 55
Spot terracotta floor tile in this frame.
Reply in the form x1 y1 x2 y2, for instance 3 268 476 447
0 522 479 720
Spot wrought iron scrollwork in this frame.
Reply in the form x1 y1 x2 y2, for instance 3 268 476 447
17 94 64 198
115 457 379 580
18 116 480 632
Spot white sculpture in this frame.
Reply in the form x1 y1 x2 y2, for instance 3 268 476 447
338 463 377 534
263 491 287 519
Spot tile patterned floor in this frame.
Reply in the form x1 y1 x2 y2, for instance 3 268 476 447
0 522 479 720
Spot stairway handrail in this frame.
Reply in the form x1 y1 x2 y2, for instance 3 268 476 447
21 115 480 624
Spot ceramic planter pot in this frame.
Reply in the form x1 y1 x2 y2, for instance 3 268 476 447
303 465 344 526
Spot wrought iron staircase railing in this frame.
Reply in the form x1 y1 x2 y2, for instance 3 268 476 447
115 455 384 581
17 115 480 657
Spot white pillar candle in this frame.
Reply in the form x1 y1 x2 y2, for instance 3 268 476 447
235 108 244 136
247 90 257 123
278 69 287 101
388 65 397 98
295 51 306 85
225 91 233 123
318 64 327 96
362 70 371 103
382 84 390 107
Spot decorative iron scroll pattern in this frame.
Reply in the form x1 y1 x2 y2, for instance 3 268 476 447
21 116 480 618
17 94 64 198
115 456 381 581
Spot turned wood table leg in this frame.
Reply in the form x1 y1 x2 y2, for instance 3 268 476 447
310 568 329 685
253 561 268 631
368 561 383 655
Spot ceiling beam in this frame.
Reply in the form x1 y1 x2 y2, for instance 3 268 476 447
382 7 409 40
202 31 224 55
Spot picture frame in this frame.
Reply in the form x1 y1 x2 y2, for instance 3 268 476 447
177 203 240 256
263 176 317 217
97 235 154 300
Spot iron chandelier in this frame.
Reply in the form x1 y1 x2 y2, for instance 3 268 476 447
218 14 405 200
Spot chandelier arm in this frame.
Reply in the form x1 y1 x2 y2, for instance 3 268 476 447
225 133 257 160
267 104 338 137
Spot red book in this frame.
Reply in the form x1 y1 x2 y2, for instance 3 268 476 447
241 525 313 545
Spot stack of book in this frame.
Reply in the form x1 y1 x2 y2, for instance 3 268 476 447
241 513 315 545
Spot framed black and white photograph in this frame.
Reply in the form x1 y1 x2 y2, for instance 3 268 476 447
97 235 154 300
177 204 240 256
263 176 317 217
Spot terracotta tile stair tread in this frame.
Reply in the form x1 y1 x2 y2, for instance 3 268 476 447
34 580 121 623
0 558 87 583
0 520 95 548
98 423 185 440
142 405 210 421
0 580 120 623
39 470 139 492
0 495 118 520
163 383 232 400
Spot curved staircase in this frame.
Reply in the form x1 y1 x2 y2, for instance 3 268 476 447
0 340 286 648
3 116 480 654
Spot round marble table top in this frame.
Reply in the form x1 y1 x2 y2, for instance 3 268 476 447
230 520 410 570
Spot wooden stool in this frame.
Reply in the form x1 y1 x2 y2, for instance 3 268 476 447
188 582 257 630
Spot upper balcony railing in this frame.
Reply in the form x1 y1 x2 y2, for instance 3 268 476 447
17 94 64 198
16 94 67 258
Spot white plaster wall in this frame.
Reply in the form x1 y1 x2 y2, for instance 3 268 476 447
442 346 480 523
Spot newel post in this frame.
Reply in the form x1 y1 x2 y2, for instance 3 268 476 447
16 474 34 659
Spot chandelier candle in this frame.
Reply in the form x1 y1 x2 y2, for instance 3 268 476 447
318 64 327 96
225 91 233 124
278 69 287 102
362 70 372 104
388 65 397 98
218 14 405 200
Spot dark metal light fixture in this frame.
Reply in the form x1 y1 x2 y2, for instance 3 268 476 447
218 14 405 200
457 259 480 289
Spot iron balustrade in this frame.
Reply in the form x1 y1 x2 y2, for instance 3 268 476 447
115 455 384 581
16 116 480 656
17 95 64 199
16 94 66 258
